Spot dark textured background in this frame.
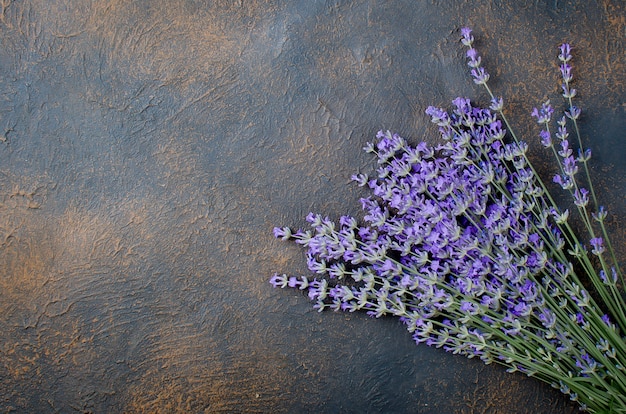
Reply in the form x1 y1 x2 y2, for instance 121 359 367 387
0 1 624 413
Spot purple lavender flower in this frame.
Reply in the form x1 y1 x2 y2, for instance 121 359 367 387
306 212 322 227
558 139 572 158
538 308 557 329
539 130 552 147
592 206 607 222
269 273 288 288
575 351 600 375
489 97 504 112
351 173 369 187
306 254 327 274
273 226 292 240
460 27 474 46
466 48 481 68
307 279 328 301
562 156 578 177
573 188 589 207
577 148 591 163
565 105 581 120
471 67 490 85
561 84 577 99
589 237 605 256
339 215 357 230
425 106 451 127
531 101 554 124
556 124 569 143
460 300 478 314
552 174 572 190
559 43 572 62
560 62 573 82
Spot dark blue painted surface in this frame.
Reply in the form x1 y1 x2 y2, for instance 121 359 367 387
0 1 623 412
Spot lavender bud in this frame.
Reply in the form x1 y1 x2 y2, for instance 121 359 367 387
561 84 577 99
328 262 347 279
339 215 358 230
592 206 607 222
466 48 482 68
531 101 553 124
460 27 474 46
273 226 292 240
562 156 578 177
553 174 573 190
573 188 589 207
426 106 451 127
489 97 504 112
551 208 570 224
565 106 581 120
351 173 369 187
576 148 591 162
589 237 605 256
269 273 289 288
471 67 490 85
306 212 323 227
558 140 572 158
297 276 309 289
307 254 327 274
558 43 572 62
539 130 552 147
560 63 573 82
287 276 300 288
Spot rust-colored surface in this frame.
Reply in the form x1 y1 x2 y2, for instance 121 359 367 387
0 1 624 413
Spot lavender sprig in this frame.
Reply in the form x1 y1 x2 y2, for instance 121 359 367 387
557 43 624 285
271 28 626 413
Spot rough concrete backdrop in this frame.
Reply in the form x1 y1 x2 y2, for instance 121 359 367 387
0 0 624 413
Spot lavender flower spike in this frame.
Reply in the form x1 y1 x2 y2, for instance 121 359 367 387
459 28 491 85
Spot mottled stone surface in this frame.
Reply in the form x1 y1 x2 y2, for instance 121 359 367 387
0 1 624 412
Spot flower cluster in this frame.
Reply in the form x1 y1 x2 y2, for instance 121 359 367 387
271 28 626 413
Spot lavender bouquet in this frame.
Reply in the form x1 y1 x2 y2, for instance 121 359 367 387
270 28 626 413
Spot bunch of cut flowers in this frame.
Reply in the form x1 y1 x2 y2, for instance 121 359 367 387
270 28 626 413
